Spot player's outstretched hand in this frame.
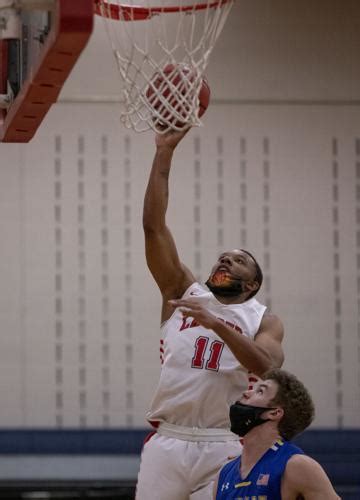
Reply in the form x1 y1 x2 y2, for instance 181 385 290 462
169 298 217 330
155 125 191 150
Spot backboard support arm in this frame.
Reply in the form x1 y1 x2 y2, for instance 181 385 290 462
0 0 94 142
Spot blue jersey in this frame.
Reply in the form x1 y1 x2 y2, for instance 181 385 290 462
216 439 304 500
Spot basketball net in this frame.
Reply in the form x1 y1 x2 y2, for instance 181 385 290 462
94 0 234 132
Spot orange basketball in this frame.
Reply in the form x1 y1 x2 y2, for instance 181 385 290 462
145 64 210 127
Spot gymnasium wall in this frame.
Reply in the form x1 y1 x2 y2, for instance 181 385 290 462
0 0 358 431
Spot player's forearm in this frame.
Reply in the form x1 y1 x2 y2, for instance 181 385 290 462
143 147 174 230
213 320 274 377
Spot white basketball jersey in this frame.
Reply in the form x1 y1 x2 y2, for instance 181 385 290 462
147 282 267 429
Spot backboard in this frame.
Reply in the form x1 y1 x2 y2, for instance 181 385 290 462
0 0 93 143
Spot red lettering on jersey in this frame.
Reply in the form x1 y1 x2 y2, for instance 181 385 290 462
179 317 200 332
160 340 164 365
217 317 243 334
179 316 241 334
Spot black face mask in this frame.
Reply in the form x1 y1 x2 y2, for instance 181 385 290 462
230 402 276 437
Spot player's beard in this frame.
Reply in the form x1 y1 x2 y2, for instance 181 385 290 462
205 270 245 297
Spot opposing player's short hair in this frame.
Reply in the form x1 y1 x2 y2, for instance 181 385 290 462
264 368 315 440
240 249 263 299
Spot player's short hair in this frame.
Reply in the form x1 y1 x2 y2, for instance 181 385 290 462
240 249 263 299
264 368 315 441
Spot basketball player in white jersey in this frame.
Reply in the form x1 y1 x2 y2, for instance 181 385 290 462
136 127 285 500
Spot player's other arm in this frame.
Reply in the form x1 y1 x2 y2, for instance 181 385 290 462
283 454 341 499
210 311 284 377
169 301 284 377
143 129 195 320
253 313 284 371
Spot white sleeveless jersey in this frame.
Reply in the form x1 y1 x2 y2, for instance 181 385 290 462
146 282 267 429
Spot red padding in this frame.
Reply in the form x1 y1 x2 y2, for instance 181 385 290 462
0 0 94 143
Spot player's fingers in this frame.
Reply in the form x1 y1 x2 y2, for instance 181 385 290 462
169 298 200 307
179 308 204 321
179 307 194 315
169 299 191 308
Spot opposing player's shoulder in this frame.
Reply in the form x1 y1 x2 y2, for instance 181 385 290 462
285 454 330 486
286 453 319 473
284 454 341 499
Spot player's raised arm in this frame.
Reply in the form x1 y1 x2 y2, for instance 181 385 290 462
143 128 195 319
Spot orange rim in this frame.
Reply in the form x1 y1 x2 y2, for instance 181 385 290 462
94 0 231 21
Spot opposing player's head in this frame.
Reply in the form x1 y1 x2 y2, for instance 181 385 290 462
206 249 263 299
264 369 315 440
230 369 315 440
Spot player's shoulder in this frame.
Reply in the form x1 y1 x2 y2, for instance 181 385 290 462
282 453 312 493
160 263 196 301
284 453 341 499
285 453 324 479
217 455 241 484
258 311 284 334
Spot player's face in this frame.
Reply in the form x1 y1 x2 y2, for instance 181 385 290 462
240 380 279 408
209 250 257 284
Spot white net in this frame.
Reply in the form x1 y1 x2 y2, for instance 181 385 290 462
95 0 234 132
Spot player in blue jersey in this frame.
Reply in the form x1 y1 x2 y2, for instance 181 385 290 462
214 369 340 500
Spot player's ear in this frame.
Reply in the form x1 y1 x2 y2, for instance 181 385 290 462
268 407 284 421
245 280 259 293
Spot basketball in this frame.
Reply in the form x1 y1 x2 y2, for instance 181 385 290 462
145 64 211 128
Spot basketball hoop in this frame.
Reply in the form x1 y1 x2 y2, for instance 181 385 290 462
94 0 234 133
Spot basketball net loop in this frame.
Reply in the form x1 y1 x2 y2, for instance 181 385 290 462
95 0 234 133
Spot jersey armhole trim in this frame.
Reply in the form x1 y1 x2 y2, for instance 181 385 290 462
161 282 201 329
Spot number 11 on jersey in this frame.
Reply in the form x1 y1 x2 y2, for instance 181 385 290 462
192 336 224 371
